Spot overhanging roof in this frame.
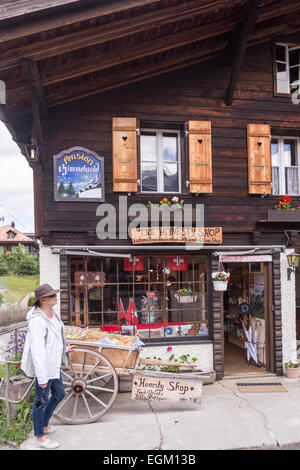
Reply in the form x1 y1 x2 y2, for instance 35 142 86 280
0 0 300 157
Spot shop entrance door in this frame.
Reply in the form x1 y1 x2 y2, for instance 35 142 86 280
222 262 274 376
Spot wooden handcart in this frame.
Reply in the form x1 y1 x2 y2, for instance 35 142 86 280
53 339 212 425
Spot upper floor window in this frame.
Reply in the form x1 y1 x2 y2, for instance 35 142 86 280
271 136 300 195
275 43 300 94
7 230 16 239
140 129 181 193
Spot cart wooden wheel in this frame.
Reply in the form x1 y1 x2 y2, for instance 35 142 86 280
53 348 119 425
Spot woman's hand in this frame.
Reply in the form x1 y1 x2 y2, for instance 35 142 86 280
39 383 48 389
67 344 77 353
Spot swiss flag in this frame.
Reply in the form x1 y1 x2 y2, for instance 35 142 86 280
124 256 144 271
168 256 188 271
118 298 138 325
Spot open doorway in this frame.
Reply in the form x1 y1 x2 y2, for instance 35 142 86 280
222 262 269 376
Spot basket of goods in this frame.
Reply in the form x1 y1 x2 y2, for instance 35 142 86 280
66 328 143 369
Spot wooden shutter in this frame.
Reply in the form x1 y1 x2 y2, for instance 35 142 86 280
112 117 138 192
188 121 212 193
247 124 271 194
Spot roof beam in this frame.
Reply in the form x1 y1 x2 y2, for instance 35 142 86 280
0 0 161 44
40 16 239 86
46 45 225 108
225 0 262 106
0 0 243 71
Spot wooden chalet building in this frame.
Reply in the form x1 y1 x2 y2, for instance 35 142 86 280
1 0 300 379
0 223 39 256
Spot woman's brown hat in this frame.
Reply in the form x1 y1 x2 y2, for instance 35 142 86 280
34 283 61 306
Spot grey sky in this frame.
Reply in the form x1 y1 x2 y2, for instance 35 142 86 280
0 121 34 233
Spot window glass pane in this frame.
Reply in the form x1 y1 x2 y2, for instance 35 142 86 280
141 162 157 191
70 255 209 340
285 167 299 195
290 66 299 90
284 140 296 166
276 44 286 62
163 133 178 162
289 49 300 67
271 140 279 166
163 163 179 192
141 133 157 162
272 167 279 195
276 62 289 93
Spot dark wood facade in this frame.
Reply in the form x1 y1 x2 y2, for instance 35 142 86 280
38 39 299 247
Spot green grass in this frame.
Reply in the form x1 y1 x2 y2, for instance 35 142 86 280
5 275 39 302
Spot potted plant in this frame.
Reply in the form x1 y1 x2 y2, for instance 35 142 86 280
284 360 299 379
175 285 198 303
212 270 230 291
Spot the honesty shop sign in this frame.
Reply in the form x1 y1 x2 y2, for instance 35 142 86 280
132 374 203 405
131 226 222 244
53 146 105 202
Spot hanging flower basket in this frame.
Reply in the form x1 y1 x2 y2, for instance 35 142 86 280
212 271 230 291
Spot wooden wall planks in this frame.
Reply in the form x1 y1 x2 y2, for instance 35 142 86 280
40 41 300 244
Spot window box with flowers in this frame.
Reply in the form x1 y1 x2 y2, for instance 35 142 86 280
175 285 198 303
147 196 184 210
212 271 230 291
268 196 300 222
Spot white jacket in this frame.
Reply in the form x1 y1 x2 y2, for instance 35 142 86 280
21 306 68 385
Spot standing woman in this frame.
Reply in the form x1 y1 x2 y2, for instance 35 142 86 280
21 284 74 449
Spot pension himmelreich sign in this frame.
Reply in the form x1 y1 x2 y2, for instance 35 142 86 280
53 146 105 202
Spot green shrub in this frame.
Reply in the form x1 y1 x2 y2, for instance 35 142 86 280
17 256 39 275
0 256 8 275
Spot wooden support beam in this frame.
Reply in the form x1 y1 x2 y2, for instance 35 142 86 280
22 58 49 119
22 58 46 163
225 0 262 106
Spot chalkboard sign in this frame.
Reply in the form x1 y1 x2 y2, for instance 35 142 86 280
53 146 105 202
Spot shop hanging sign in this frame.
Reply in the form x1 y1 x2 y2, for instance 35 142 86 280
124 256 144 271
53 146 105 202
220 255 272 263
75 272 106 286
131 227 222 244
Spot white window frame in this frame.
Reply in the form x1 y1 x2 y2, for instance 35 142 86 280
275 43 300 94
271 135 300 196
140 128 181 194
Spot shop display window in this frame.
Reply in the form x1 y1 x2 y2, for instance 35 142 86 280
69 255 209 341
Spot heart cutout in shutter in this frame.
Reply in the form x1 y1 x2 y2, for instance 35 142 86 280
198 139 203 144
122 136 128 142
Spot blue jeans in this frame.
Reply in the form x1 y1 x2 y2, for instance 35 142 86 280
33 376 65 438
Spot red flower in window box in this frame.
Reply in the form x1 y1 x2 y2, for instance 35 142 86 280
274 197 292 210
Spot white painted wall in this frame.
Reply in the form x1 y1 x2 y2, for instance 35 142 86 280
39 241 61 317
139 342 214 372
281 250 297 367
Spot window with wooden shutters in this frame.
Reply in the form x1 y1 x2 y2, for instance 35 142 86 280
112 117 138 192
187 121 212 193
247 124 271 194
